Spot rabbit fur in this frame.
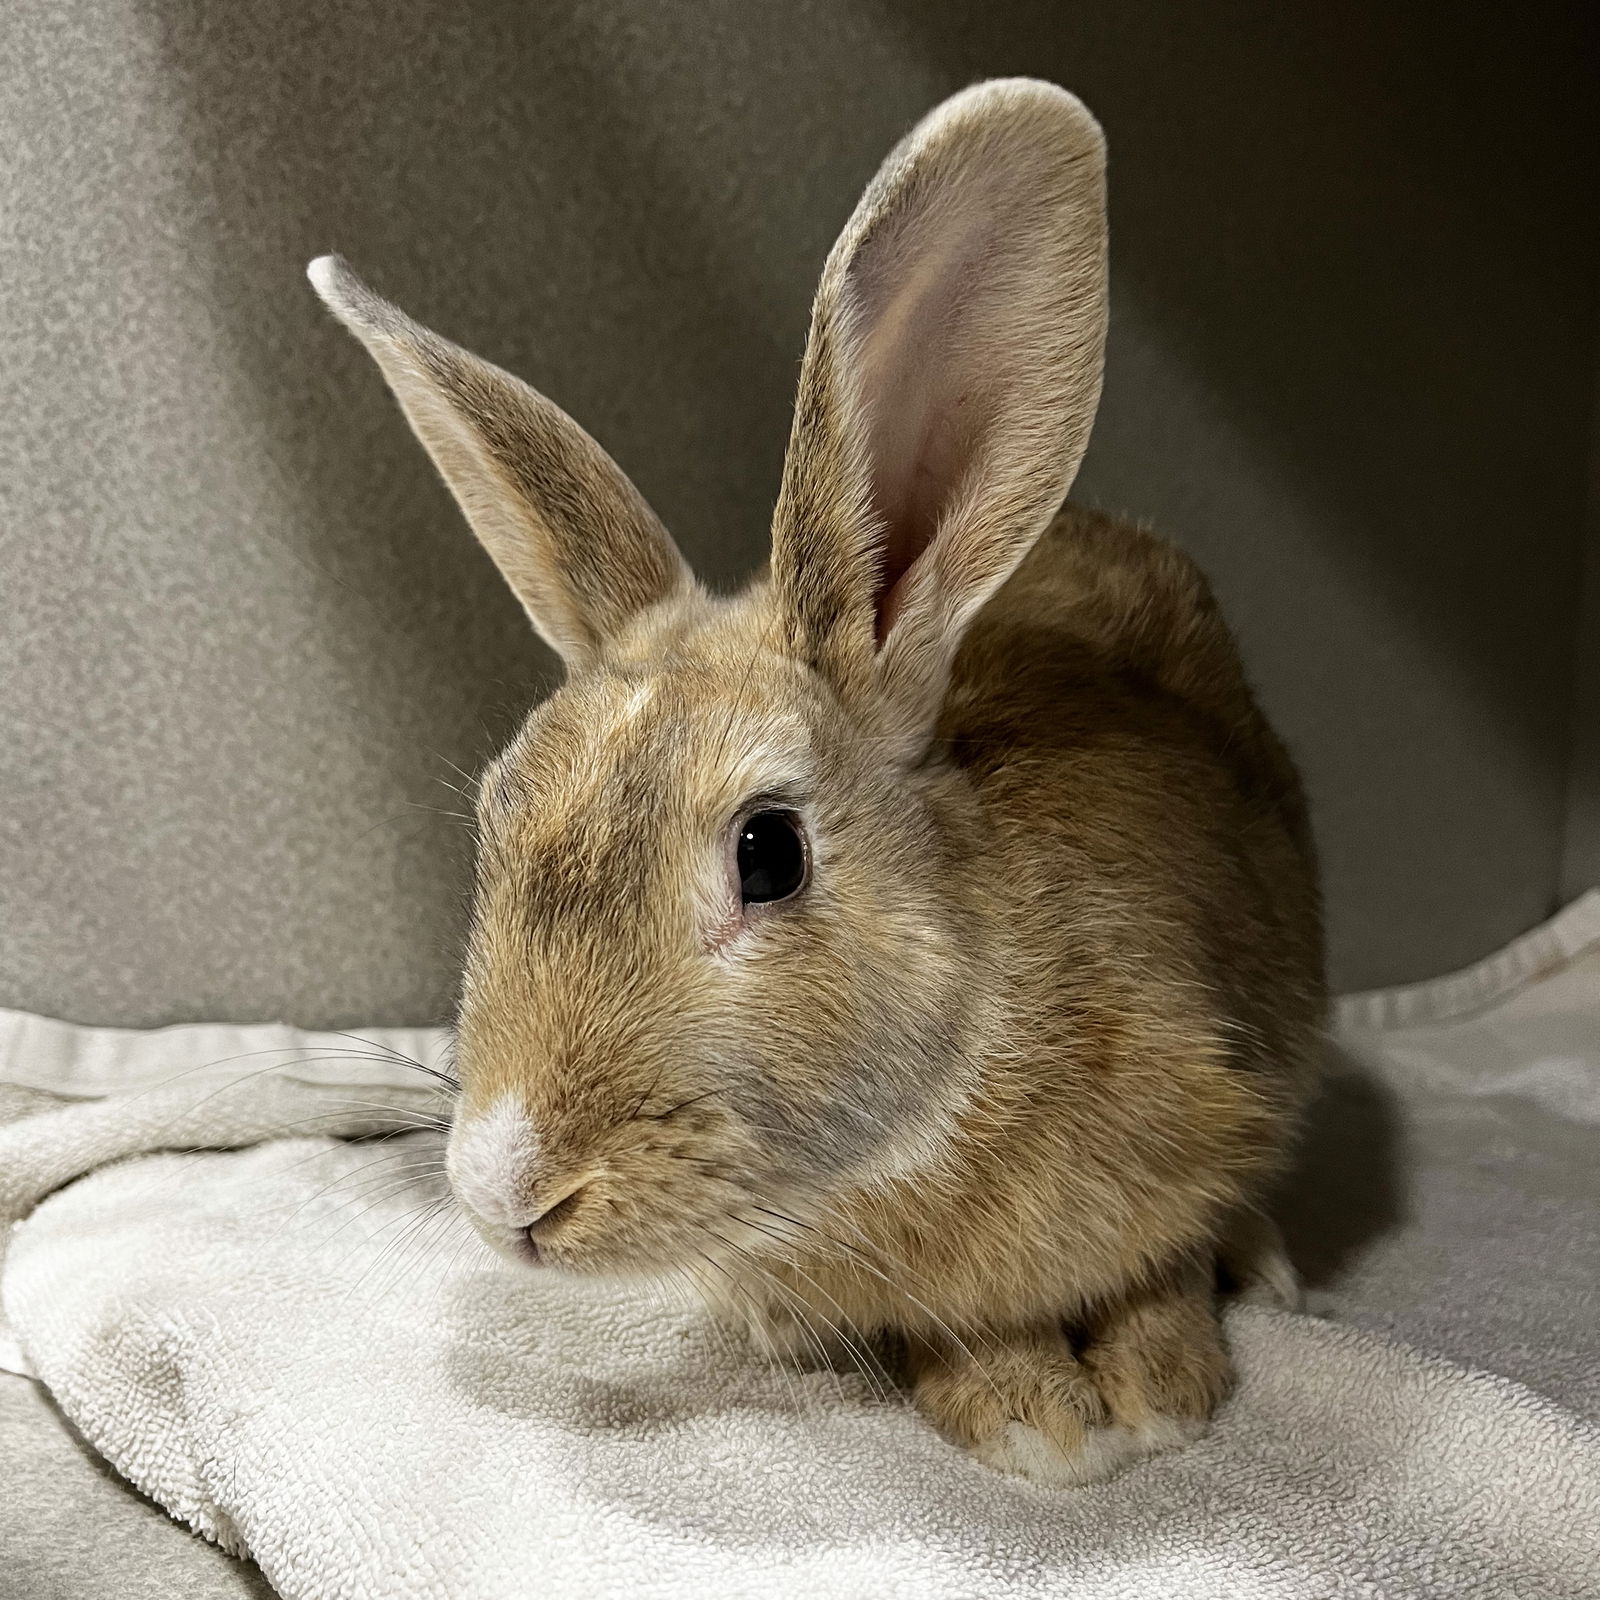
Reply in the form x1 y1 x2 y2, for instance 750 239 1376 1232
310 77 1325 1486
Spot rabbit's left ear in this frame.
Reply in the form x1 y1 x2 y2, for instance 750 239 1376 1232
770 79 1108 752
309 257 693 672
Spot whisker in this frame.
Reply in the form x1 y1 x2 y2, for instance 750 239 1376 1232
420 1220 490 1317
712 1227 895 1406
709 1230 837 1373
745 1203 1008 1403
407 802 474 824
348 1199 459 1307
335 1198 454 1305
306 1173 451 1252
690 1252 815 1424
256 1147 440 1241
710 608 784 772
723 1218 901 1403
318 1032 460 1093
635 1087 723 1123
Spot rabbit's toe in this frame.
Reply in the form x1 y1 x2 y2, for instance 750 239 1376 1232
973 1414 1205 1486
910 1263 1228 1487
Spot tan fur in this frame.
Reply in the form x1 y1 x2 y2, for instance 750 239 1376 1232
311 79 1324 1486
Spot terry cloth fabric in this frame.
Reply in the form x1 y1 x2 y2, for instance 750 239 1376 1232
1 895 1598 1599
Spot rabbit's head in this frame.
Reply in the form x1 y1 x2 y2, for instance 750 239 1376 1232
310 79 1107 1279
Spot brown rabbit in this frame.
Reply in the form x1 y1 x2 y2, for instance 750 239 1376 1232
310 77 1324 1486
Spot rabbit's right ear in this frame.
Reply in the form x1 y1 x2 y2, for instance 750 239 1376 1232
309 257 693 671
770 80 1108 756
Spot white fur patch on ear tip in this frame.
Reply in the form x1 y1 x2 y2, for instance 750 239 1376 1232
306 253 349 302
306 253 390 339
911 77 1105 165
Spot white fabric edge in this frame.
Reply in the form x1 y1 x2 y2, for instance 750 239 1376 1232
0 1008 449 1097
1332 888 1600 1035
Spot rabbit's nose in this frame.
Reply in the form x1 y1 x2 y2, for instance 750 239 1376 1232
445 1094 545 1228
525 1176 588 1236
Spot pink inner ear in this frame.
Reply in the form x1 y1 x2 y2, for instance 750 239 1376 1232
871 410 976 643
850 197 995 647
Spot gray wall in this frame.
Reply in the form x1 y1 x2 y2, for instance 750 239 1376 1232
2 0 1596 1028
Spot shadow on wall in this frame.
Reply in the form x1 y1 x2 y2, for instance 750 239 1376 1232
878 0 1600 985
137 0 1598 998
887 0 1598 732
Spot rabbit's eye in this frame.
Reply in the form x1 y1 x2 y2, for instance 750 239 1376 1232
736 809 808 904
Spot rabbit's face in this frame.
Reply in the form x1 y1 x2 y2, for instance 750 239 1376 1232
445 590 995 1278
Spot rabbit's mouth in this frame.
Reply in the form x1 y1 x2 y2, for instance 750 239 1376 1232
445 1086 777 1278
470 1218 544 1269
469 1176 594 1267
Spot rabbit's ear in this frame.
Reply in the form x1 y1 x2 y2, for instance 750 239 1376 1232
309 257 693 670
770 80 1108 751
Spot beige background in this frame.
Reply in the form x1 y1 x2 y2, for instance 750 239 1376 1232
2 0 1597 1027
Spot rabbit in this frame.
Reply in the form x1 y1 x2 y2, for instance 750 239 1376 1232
308 76 1324 1487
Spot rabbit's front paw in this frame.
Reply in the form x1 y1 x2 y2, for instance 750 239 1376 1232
911 1269 1229 1486
909 1323 1122 1486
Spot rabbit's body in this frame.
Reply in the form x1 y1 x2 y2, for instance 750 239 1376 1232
744 502 1323 1336
681 505 1325 1480
314 78 1325 1485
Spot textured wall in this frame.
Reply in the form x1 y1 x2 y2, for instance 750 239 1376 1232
1562 390 1600 905
1 0 1596 1027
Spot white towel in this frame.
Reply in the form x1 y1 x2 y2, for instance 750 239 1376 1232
3 895 1599 1599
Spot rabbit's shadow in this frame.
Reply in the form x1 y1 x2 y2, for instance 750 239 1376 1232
1273 1041 1406 1290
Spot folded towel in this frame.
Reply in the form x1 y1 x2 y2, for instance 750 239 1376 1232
3 895 1599 1599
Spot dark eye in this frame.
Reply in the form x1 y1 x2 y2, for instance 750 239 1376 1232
736 809 808 904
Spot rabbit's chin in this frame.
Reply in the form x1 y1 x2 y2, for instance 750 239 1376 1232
467 1215 656 1279
460 1209 644 1276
